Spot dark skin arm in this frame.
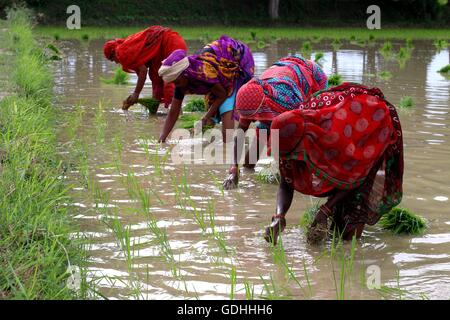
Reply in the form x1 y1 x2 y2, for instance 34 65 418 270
222 121 251 190
276 175 295 216
202 84 227 124
123 65 147 110
158 97 183 143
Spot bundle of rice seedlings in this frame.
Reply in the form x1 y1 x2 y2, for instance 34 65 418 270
331 38 342 51
137 97 160 114
256 167 280 184
102 67 129 85
437 64 450 74
378 207 427 235
398 96 414 109
314 52 324 65
433 39 448 51
299 204 319 231
178 114 214 132
328 74 343 86
184 98 206 112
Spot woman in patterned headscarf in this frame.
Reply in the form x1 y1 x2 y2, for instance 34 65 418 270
265 83 404 245
103 26 187 110
157 35 254 143
224 55 328 189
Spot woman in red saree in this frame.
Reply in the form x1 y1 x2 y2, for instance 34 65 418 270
265 83 404 245
103 26 187 110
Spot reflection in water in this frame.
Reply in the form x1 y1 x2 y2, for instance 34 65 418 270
54 39 450 300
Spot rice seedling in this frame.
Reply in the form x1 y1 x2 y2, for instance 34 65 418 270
259 274 289 300
328 73 343 86
101 67 129 85
301 41 312 57
184 98 206 112
379 41 393 59
229 265 236 300
299 203 319 231
250 31 257 41
81 34 89 41
396 47 412 68
53 33 60 41
398 96 414 109
94 102 107 143
378 207 427 235
256 166 280 184
378 70 393 80
243 281 255 300
331 38 342 51
314 51 324 65
310 35 322 43
406 38 414 49
137 97 160 114
257 40 267 49
437 64 450 74
433 39 448 51
177 113 214 132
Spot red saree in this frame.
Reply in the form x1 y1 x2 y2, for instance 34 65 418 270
271 83 404 226
104 26 187 105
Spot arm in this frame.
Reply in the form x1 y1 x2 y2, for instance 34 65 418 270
276 176 294 216
159 96 183 143
202 84 227 123
222 120 250 190
123 65 148 110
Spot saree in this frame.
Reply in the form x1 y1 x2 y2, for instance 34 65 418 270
271 83 404 226
104 26 187 104
236 55 328 127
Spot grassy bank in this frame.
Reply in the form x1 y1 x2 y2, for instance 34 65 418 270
0 8 86 299
36 26 450 42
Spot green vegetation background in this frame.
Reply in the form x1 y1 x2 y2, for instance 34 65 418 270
2 0 450 26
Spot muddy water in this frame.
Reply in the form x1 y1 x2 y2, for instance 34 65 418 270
53 39 450 299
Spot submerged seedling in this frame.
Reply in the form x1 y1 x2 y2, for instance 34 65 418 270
398 96 414 109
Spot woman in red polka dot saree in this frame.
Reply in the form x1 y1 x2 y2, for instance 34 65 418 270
266 82 404 245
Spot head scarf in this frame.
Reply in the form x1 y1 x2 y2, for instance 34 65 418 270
103 26 172 73
235 55 328 123
103 39 124 61
158 49 190 83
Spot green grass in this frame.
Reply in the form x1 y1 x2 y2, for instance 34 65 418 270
36 26 450 42
101 67 129 85
379 207 428 235
137 97 160 114
0 7 86 299
184 98 206 112
398 96 414 108
328 74 343 86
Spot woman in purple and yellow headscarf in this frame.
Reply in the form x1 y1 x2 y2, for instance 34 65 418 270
157 35 254 143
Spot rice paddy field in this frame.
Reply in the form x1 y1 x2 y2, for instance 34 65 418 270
2 9 450 300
